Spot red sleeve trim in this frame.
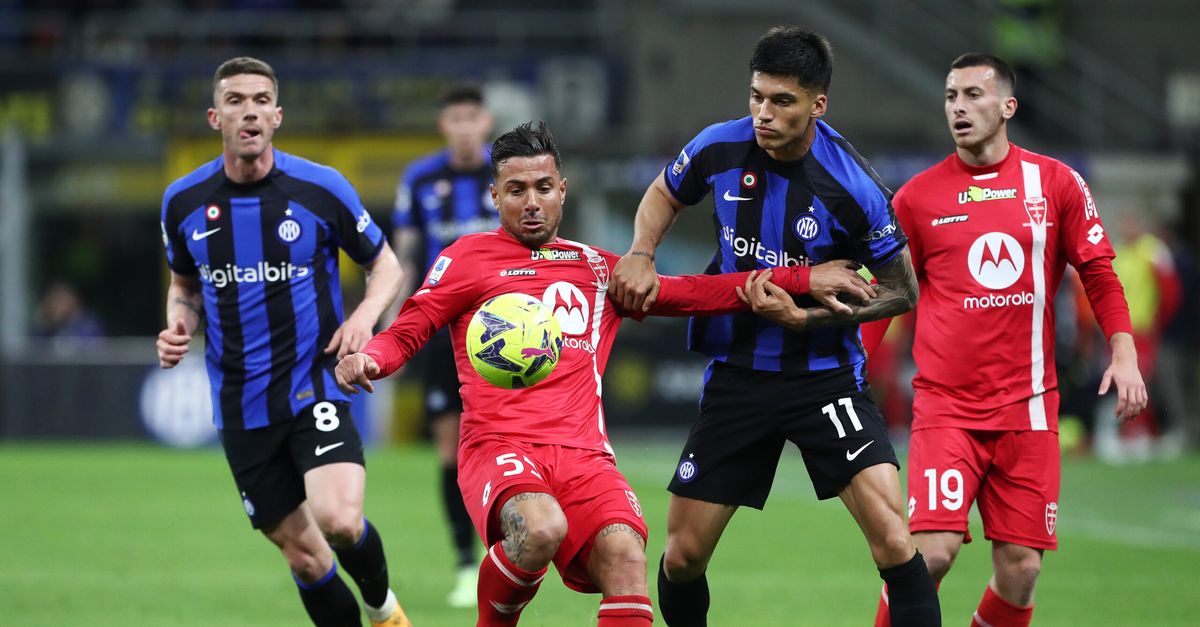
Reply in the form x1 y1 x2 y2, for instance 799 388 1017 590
1077 256 1133 339
362 302 439 378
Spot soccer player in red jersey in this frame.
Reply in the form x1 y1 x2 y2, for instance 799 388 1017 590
335 122 874 627
868 54 1148 626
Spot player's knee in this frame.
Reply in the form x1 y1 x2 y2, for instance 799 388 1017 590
315 509 364 548
522 513 568 559
919 546 957 581
278 544 330 582
997 550 1042 592
662 540 708 582
871 527 915 568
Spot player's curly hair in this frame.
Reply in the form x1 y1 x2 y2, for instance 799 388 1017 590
212 57 278 100
951 53 1016 95
490 121 562 179
750 26 834 94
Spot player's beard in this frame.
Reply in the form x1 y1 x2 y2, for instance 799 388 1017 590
507 213 560 249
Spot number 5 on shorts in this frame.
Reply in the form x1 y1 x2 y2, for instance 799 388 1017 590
495 453 543 479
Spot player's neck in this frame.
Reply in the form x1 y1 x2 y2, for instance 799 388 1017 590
956 137 1010 169
224 147 275 184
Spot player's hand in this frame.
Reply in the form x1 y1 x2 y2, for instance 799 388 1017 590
325 312 376 360
1099 338 1148 422
808 260 875 315
612 252 661 313
156 319 191 369
736 269 806 329
336 353 380 394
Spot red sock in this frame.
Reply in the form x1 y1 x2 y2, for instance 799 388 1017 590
873 584 891 627
598 594 654 626
972 584 1033 627
476 542 546 627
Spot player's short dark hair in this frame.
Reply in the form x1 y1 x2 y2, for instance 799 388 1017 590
490 121 562 179
951 53 1016 94
441 84 484 108
212 57 279 99
749 26 834 94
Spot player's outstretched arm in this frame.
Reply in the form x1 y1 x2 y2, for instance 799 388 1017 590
1098 332 1148 421
335 353 380 394
612 172 686 313
325 246 404 360
156 272 202 369
739 248 917 331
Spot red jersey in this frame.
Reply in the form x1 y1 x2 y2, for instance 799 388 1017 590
895 144 1117 432
363 228 809 453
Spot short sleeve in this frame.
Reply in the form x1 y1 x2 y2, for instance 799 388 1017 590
324 172 385 265
852 191 907 269
160 193 197 276
663 133 712 206
1056 167 1115 267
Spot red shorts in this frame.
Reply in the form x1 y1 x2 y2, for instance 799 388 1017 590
907 427 1060 550
457 436 648 592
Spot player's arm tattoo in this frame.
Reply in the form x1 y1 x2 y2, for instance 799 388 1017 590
167 275 204 331
499 492 559 567
802 247 918 329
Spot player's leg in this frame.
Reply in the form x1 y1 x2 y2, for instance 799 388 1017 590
264 504 364 627
589 523 653 626
873 425 986 627
659 496 737 627
476 491 567 626
838 463 940 627
426 331 479 607
659 361 785 627
220 422 361 626
295 402 409 627
970 427 1060 627
787 385 938 627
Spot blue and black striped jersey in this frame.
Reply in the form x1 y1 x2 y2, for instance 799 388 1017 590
665 117 906 378
392 148 496 272
161 150 386 430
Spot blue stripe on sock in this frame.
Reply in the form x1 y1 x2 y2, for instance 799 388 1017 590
294 562 338 590
353 518 370 549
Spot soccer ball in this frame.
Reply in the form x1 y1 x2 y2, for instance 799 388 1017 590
466 292 563 389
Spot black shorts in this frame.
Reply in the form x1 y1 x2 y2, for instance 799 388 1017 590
668 360 898 507
219 401 365 530
421 328 463 421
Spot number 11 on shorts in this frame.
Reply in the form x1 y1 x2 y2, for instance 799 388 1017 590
822 397 862 438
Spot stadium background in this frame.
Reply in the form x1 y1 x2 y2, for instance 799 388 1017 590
2 1 1199 625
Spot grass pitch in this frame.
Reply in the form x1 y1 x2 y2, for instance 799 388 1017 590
1 440 1197 625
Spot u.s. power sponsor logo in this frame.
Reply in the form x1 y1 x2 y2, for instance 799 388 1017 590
531 248 582 261
958 186 1018 204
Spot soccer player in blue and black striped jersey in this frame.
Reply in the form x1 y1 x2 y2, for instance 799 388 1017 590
156 57 410 627
391 84 495 608
611 28 941 626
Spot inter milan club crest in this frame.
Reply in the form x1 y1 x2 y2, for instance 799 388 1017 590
1024 196 1048 226
741 171 758 189
677 455 698 483
794 213 821 242
205 204 221 221
1045 502 1058 536
277 217 302 243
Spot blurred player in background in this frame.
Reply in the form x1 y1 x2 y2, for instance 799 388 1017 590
156 57 410 627
869 53 1147 627
337 121 873 627
392 84 496 608
612 26 941 627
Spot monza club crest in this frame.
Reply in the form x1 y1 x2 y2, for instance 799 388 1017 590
1045 502 1058 536
1024 197 1048 226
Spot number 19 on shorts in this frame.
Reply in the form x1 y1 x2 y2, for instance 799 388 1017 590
923 468 963 511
